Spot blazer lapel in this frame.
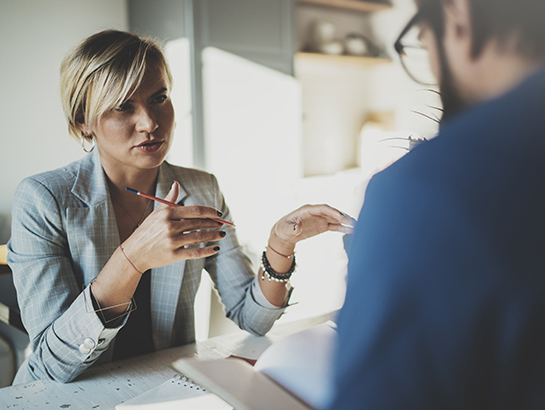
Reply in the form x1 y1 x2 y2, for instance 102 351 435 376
150 162 190 350
66 151 119 286
68 155 192 351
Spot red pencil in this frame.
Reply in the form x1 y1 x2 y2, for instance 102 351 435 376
125 187 235 226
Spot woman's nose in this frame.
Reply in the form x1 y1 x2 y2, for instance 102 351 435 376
135 107 158 134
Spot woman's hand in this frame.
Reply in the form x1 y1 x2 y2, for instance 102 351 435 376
269 204 356 254
122 181 227 273
256 204 355 307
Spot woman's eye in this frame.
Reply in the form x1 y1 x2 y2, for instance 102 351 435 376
115 102 133 111
152 95 168 105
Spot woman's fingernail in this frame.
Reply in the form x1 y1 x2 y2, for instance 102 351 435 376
219 231 226 237
214 246 220 252
217 210 223 217
171 181 176 189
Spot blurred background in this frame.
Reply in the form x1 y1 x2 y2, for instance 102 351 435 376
0 0 440 383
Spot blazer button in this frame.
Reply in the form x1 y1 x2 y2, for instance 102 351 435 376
79 337 96 354
79 344 91 355
83 338 96 349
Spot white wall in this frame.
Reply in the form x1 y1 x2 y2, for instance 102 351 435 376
0 0 128 243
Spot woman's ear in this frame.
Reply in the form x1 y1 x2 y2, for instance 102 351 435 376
76 117 92 137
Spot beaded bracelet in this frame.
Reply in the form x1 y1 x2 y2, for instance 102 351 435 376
260 250 296 282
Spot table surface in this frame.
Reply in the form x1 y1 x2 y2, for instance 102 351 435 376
0 312 333 409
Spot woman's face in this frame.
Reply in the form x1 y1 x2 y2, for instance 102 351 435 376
84 65 175 175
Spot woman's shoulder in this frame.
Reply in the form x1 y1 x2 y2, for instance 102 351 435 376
15 156 88 199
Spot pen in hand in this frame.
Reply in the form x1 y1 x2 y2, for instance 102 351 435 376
125 187 235 227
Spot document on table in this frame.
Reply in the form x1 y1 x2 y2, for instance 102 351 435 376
173 322 337 410
115 373 232 410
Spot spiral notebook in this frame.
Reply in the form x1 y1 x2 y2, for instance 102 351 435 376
172 322 337 410
115 374 232 410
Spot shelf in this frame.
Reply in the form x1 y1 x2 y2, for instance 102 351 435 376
297 0 392 13
295 52 391 67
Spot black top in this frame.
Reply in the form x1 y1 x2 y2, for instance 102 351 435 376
112 270 154 361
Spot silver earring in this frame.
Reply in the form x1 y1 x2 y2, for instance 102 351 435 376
81 134 95 153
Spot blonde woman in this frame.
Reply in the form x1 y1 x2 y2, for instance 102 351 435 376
7 30 353 384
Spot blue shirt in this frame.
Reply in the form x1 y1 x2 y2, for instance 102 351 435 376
328 66 545 409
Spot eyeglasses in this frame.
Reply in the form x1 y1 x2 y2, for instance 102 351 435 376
394 11 437 86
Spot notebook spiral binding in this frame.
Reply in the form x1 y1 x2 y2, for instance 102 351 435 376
173 373 206 392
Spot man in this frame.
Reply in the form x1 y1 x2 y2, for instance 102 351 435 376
328 0 545 408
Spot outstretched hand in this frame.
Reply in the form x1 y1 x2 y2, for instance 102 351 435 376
271 204 356 249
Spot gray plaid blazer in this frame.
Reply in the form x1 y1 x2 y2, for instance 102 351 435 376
8 150 285 383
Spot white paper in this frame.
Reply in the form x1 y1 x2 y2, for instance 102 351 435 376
116 374 232 410
253 322 337 409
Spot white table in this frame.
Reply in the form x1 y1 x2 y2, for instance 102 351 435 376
0 313 333 409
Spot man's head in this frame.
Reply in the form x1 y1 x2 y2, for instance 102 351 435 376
397 0 545 122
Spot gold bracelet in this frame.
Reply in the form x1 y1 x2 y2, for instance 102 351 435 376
267 243 295 259
119 245 143 275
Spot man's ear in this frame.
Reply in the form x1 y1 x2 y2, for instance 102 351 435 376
443 0 473 59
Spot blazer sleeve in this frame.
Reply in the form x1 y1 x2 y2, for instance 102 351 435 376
203 174 288 336
8 177 120 383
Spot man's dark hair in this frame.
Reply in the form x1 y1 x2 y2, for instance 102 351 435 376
417 0 545 61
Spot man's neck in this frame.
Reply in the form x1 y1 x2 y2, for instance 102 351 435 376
463 41 542 104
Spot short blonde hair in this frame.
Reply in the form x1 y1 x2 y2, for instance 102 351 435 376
60 30 173 142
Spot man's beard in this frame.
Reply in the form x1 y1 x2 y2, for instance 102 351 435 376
436 42 468 126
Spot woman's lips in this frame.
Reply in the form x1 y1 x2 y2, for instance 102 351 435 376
135 140 164 153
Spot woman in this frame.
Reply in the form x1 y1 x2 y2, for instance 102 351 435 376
7 30 353 384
